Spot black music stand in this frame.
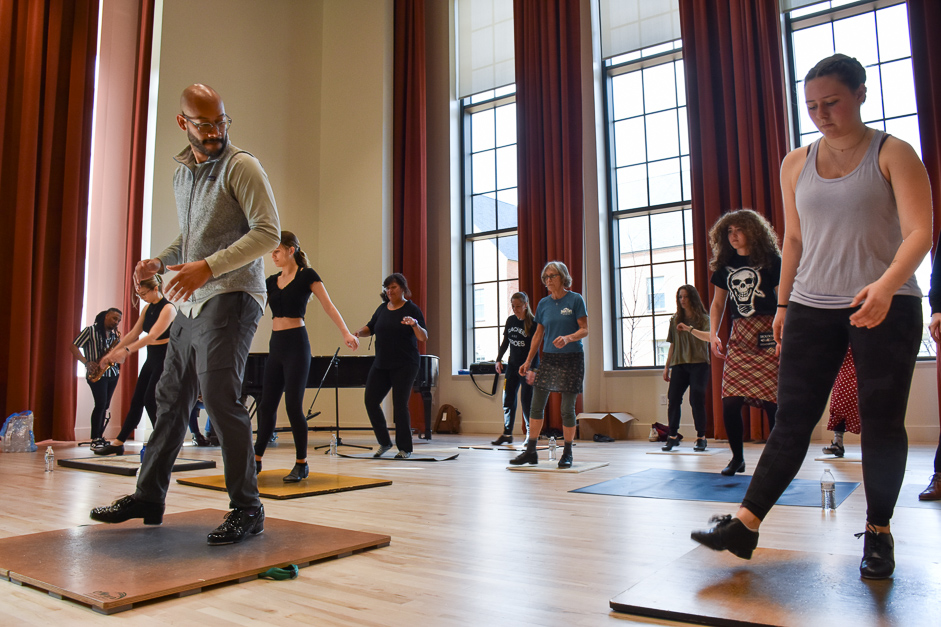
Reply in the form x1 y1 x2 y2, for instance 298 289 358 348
308 348 371 451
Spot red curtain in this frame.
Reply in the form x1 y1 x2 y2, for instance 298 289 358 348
392 0 428 319
116 0 156 423
0 0 100 440
679 0 789 441
514 0 584 306
514 0 584 432
907 0 941 430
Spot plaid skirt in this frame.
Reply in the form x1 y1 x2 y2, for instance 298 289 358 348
722 315 778 405
535 352 584 394
827 346 860 434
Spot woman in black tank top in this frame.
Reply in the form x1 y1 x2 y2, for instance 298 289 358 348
93 275 177 456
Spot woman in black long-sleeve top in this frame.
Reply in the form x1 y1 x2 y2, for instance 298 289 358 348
354 273 428 459
491 292 538 446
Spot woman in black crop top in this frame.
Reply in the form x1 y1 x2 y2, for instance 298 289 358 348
93 275 177 456
353 273 428 458
491 292 537 446
253 231 359 482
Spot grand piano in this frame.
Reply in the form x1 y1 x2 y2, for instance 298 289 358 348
241 353 439 439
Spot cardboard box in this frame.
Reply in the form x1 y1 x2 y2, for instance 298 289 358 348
577 412 635 440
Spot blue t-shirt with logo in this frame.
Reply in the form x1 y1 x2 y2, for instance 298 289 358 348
534 291 587 354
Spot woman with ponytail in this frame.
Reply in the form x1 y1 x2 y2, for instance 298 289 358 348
491 292 538 445
253 231 359 481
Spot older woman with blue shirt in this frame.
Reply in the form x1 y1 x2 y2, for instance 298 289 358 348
511 261 588 468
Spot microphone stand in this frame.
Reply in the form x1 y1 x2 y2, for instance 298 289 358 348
311 348 371 451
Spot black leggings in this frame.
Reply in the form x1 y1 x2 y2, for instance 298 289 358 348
502 367 533 435
742 297 921 527
115 343 168 442
87 375 119 440
667 362 709 437
254 327 311 460
365 362 419 452
722 396 777 462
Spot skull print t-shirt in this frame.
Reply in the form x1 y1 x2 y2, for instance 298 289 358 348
710 253 781 319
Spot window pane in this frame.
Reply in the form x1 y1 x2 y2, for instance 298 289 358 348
643 63 677 113
614 117 646 167
472 150 495 194
496 188 518 230
473 282 499 328
649 212 686 263
616 164 649 210
792 24 833 81
474 327 499 362
884 115 921 158
654 262 688 313
496 145 517 190
880 58 916 119
675 60 686 107
860 68 884 123
646 110 680 161
471 109 495 152
499 279 519 318
473 239 498 283
681 155 692 202
495 103 516 147
678 106 689 155
620 266 651 316
648 158 682 206
472 193 496 233
619 214 651 262
876 4 911 62
622 317 655 367
653 315 671 367
612 71 644 120
833 13 877 67
497 235 519 280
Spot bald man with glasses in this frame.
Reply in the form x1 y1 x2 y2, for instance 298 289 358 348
91 84 280 545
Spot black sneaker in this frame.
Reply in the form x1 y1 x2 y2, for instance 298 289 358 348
491 434 513 446
93 442 125 456
207 505 265 545
661 436 680 451
691 514 759 560
693 438 707 452
720 458 745 476
509 450 538 465
857 524 894 579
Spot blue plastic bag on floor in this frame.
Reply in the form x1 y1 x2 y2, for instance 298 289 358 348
1 412 38 453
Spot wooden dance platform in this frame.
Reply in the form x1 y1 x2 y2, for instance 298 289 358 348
610 545 941 626
0 509 389 614
177 470 392 499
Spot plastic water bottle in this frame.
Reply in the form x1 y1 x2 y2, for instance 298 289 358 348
329 434 338 456
44 446 54 472
548 437 557 461
820 469 836 510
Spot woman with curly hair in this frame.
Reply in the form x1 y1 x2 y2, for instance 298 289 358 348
707 209 781 476
692 54 932 580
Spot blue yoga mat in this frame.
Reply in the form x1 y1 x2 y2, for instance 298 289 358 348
572 468 860 508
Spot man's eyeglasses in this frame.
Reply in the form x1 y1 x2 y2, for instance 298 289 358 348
180 113 232 134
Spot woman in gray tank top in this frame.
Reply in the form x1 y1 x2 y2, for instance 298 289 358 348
691 54 933 580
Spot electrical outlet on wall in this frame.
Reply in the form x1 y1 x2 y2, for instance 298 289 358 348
660 394 667 405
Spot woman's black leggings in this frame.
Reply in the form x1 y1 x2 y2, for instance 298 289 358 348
115 343 168 442
254 327 311 460
742 297 922 527
722 396 777 462
502 367 533 435
87 375 119 440
365 362 420 452
667 362 709 437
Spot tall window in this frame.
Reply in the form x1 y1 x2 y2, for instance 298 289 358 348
463 86 519 365
605 41 695 368
786 1 934 357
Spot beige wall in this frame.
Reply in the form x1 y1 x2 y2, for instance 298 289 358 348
140 0 940 443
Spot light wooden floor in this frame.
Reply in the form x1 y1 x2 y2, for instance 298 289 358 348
1 434 939 626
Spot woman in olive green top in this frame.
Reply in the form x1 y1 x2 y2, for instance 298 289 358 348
662 285 711 452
